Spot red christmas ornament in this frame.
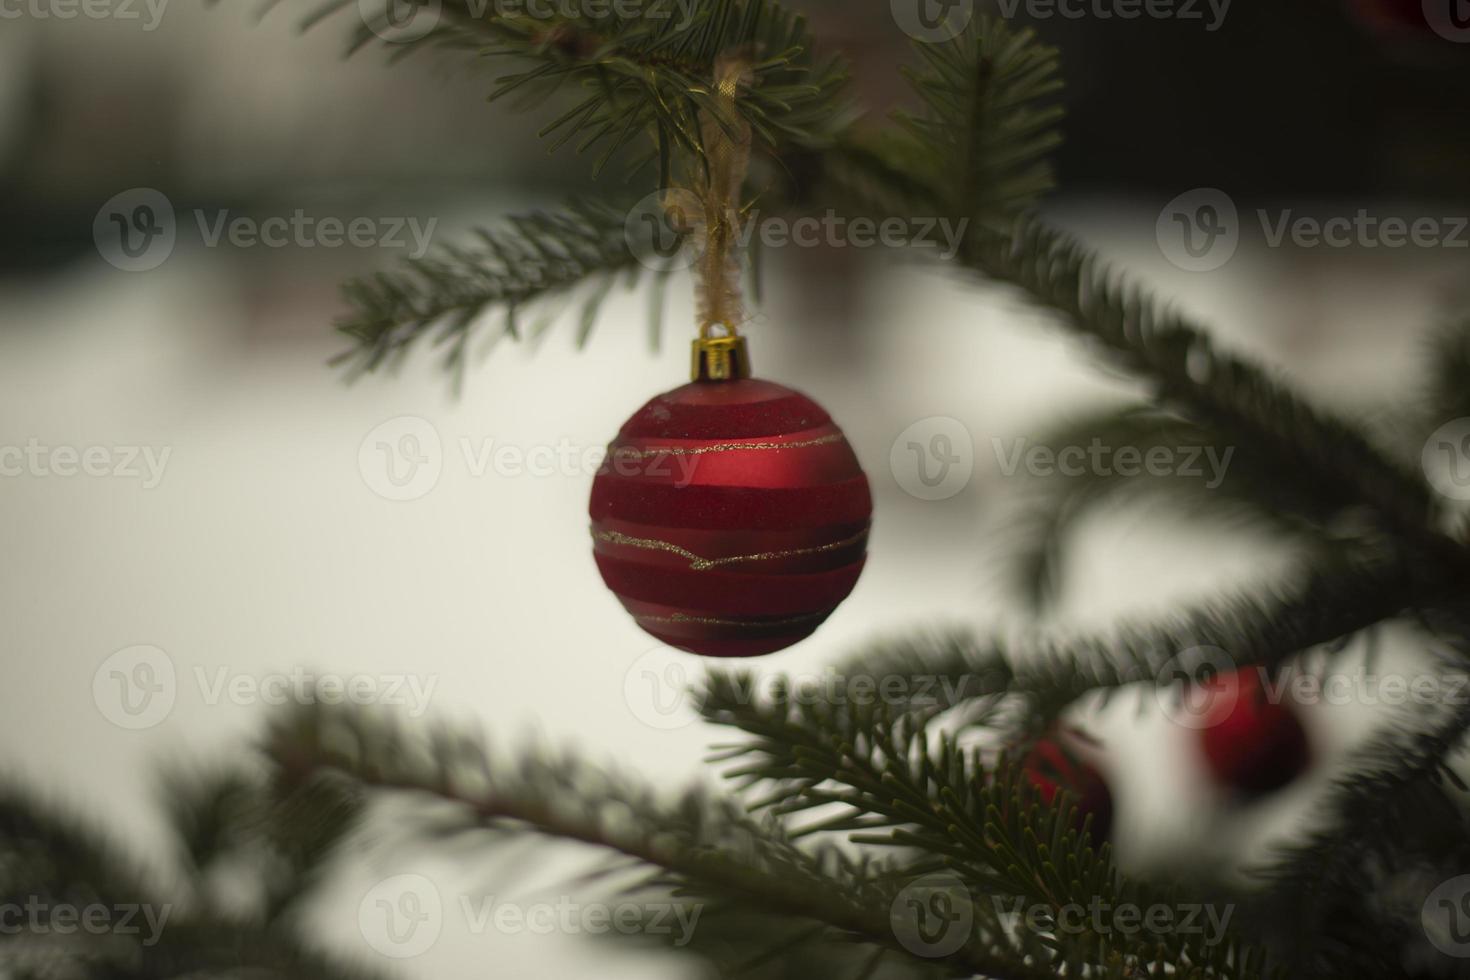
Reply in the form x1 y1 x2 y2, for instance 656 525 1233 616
1022 734 1113 842
589 336 871 657
1196 669 1311 797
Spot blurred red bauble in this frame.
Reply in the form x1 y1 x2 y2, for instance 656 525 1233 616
1349 0 1434 34
589 338 871 657
1022 734 1114 842
1197 669 1311 797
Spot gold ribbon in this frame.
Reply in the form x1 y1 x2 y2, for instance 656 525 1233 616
665 52 754 339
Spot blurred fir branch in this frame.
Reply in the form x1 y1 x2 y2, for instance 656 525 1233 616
263 703 1068 979
699 676 1274 978
334 200 654 376
888 20 1064 230
299 0 851 168
993 406 1352 611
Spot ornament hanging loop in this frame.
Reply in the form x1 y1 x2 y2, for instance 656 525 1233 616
677 51 754 381
692 332 751 381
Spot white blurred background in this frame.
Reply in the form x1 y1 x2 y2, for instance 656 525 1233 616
3 3 1469 975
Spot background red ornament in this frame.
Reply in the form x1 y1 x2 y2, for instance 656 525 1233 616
1022 733 1114 843
1197 669 1311 798
590 376 871 657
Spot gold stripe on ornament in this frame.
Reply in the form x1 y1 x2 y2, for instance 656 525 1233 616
592 526 869 571
614 432 844 459
635 611 826 627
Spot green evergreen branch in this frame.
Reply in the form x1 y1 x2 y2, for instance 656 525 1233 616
890 16 1064 228
263 703 1057 980
995 406 1345 611
335 201 648 374
699 677 1274 978
309 0 850 166
1254 684 1470 978
828 551 1430 725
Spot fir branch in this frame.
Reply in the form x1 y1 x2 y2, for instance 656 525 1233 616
828 550 1436 725
262 703 1058 980
1423 313 1470 430
1253 682 1470 978
890 16 1064 228
700 678 1274 978
995 406 1344 611
335 200 648 374
311 0 850 166
955 218 1446 540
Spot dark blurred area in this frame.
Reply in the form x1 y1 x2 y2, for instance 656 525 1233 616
4 0 1469 277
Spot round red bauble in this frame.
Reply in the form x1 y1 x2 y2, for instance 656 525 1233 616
1196 669 1311 797
1022 735 1113 842
589 376 871 657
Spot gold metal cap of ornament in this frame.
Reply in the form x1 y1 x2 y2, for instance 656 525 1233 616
691 334 751 382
